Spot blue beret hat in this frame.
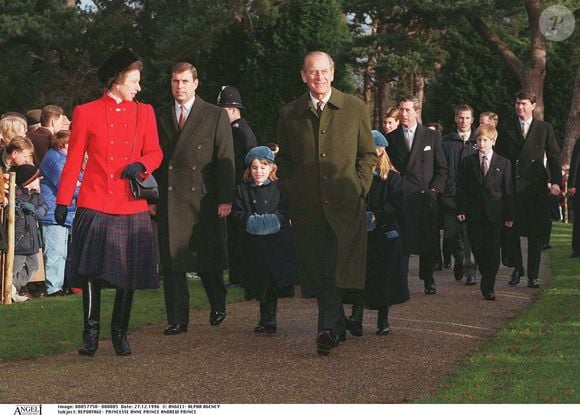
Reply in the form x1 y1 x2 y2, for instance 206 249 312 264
244 146 276 166
372 130 388 147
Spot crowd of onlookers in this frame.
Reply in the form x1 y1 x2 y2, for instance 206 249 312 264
1 106 80 302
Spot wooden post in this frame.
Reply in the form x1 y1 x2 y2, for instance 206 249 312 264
2 172 15 304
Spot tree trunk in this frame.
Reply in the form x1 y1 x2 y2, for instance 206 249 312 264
362 62 374 125
468 0 546 118
561 65 580 167
413 73 425 124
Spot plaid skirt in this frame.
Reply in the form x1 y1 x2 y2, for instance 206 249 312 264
69 208 159 290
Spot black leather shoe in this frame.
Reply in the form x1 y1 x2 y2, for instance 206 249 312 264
163 323 188 335
316 330 338 355
508 267 523 286
527 278 540 288
209 309 226 326
345 304 364 337
465 274 477 286
483 292 496 301
424 282 437 295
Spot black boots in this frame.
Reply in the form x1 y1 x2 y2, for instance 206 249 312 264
255 297 277 333
79 280 101 357
345 304 364 337
111 289 134 356
255 285 278 334
376 307 390 336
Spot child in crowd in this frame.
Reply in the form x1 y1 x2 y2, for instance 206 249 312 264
40 130 81 296
457 124 514 300
232 146 296 334
11 164 49 302
344 130 410 336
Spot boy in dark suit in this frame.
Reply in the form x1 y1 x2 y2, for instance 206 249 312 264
457 124 515 300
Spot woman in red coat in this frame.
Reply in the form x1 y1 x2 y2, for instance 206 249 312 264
55 48 162 357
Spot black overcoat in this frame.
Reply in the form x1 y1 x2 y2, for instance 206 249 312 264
231 180 296 299
386 124 448 254
155 97 235 272
495 117 562 239
344 171 410 308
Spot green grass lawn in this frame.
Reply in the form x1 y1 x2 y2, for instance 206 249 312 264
0 279 245 361
419 222 579 403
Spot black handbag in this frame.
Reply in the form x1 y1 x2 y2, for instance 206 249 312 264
129 175 159 201
126 102 159 201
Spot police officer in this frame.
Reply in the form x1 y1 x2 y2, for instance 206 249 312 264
217 86 258 287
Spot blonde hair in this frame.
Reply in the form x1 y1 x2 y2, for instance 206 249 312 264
0 115 27 147
242 159 278 183
476 124 498 141
375 148 397 180
480 111 499 127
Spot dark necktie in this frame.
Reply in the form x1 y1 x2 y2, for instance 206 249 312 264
481 155 488 177
178 105 186 130
316 101 323 118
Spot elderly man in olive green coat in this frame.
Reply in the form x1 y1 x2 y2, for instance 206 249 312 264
277 51 376 355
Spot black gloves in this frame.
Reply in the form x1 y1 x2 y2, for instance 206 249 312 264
55 205 68 226
121 162 145 180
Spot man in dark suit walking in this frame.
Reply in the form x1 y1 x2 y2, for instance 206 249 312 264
495 90 562 288
457 124 515 300
441 104 479 285
386 95 448 294
155 63 235 334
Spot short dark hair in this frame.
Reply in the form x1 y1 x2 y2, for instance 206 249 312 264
515 90 537 104
51 130 70 150
455 104 473 117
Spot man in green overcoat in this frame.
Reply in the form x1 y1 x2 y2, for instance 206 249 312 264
277 51 376 355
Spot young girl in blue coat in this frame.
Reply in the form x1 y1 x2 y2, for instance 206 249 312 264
232 146 296 333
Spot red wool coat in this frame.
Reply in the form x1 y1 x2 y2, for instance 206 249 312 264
57 93 162 214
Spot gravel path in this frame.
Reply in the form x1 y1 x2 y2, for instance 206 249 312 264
0 251 543 403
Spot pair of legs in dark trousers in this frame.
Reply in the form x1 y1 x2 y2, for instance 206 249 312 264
467 221 501 296
506 232 543 281
444 218 477 279
316 223 344 334
315 222 346 355
163 269 226 326
79 277 134 356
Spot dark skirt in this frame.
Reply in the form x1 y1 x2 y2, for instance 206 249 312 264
69 208 159 290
